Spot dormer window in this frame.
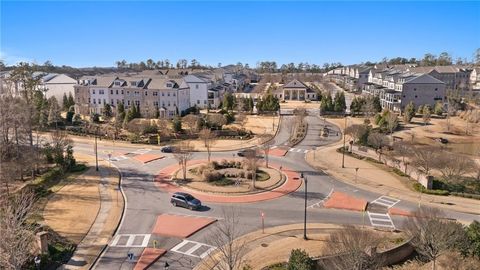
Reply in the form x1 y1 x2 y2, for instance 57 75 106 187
166 83 172 88
115 81 121 86
131 81 137 87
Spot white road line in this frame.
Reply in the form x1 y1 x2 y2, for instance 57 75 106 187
296 149 302 153
367 212 395 229
371 195 400 208
171 240 216 258
289 148 295 152
110 234 151 247
270 146 278 149
303 150 309 153
307 188 334 209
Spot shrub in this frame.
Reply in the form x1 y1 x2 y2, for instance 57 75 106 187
211 161 220 169
287 249 314 270
450 192 480 200
239 171 245 178
203 170 223 182
143 124 158 134
392 168 408 177
246 172 253 179
413 182 450 195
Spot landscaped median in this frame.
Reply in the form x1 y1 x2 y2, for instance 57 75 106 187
43 153 124 269
155 159 302 203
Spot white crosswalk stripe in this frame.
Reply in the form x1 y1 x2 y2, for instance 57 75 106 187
371 196 400 208
171 240 216 259
367 212 395 229
110 155 128 161
288 147 310 153
110 234 151 247
270 146 278 149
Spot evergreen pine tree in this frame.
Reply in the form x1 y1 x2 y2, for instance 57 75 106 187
67 92 75 108
62 93 69 111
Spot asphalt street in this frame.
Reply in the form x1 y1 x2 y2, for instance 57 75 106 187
67 113 479 270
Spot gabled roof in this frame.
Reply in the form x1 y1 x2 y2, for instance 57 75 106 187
405 74 445 85
283 79 308 89
184 74 208 83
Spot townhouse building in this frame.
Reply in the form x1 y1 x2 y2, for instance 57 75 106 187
0 71 76 101
74 75 190 119
363 69 446 112
408 66 471 91
273 79 318 101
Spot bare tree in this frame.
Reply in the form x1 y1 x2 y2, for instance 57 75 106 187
320 225 382 270
293 108 307 126
183 114 200 135
392 141 413 174
202 207 249 270
259 134 274 168
199 128 216 162
244 148 260 190
386 112 399 136
173 141 193 181
432 152 476 182
412 146 438 176
367 133 390 161
403 207 468 270
207 114 227 130
0 189 37 269
345 124 368 150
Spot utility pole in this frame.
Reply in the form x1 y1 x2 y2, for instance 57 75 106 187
303 173 308 240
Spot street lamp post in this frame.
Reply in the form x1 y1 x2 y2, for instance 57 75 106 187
94 129 99 171
342 116 347 168
355 167 359 183
302 173 308 240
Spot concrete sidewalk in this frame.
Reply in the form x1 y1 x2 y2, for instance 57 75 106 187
305 141 480 216
56 156 124 269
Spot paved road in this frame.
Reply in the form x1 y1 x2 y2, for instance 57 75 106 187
68 114 479 270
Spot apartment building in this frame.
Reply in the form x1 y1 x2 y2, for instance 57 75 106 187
409 66 471 91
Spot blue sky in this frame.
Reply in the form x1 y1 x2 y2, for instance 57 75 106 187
1 1 479 67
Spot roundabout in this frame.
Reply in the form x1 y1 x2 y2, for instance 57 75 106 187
155 159 302 203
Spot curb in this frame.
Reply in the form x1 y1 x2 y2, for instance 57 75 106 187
89 161 127 270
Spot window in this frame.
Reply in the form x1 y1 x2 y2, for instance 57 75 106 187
145 91 148 96
162 92 165 96
173 102 176 106
204 100 207 104
415 95 418 98
131 81 137 87
122 99 124 104
88 98 91 103
197 100 200 104
127 100 130 106
110 89 113 95
111 99 114 105
121 90 124 95
414 88 416 91
167 83 172 87
167 92 170 97
168 102 170 106
435 88 438 91
115 81 121 86
403 95 406 98
92 89 96 94
173 92 176 97
99 90 104 95
196 84 199 89
103 99 106 104
117 99 120 104
116 90 119 95
153 92 158 96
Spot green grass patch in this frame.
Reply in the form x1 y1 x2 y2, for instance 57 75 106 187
210 178 235 186
256 170 271 182
392 168 409 177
